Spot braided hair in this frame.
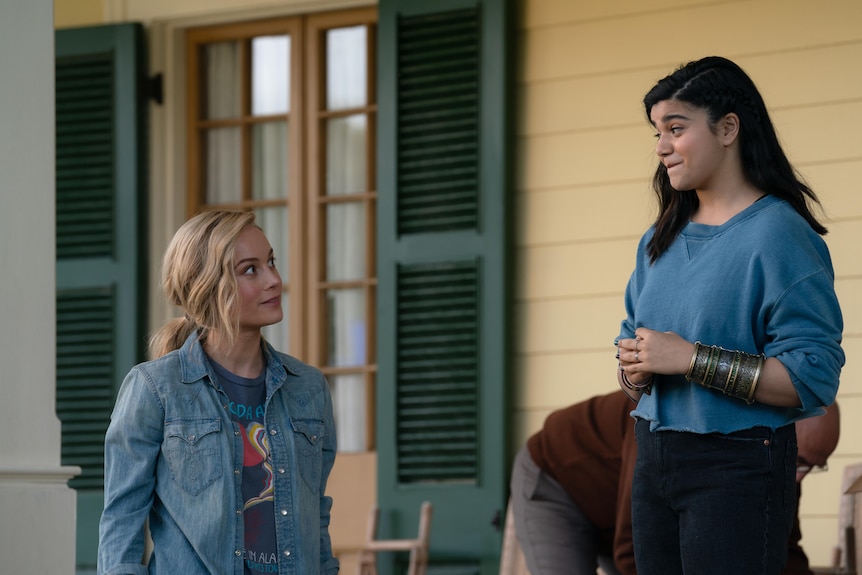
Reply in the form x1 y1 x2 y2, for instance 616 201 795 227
643 56 826 263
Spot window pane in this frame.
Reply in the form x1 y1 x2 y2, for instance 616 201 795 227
262 298 289 354
331 373 366 452
326 26 366 110
255 206 289 282
326 114 366 196
327 288 365 366
252 121 288 200
326 202 365 280
252 35 290 116
205 127 241 204
204 41 241 119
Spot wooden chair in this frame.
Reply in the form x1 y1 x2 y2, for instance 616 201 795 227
358 501 433 575
812 462 862 575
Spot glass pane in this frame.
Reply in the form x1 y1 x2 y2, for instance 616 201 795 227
262 296 289 355
252 122 288 200
252 35 290 116
331 374 366 452
254 206 289 283
205 127 241 204
327 288 366 367
326 26 367 110
326 115 366 196
326 202 365 281
204 41 241 119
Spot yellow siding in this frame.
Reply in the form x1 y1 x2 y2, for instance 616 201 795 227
54 0 103 27
516 0 862 566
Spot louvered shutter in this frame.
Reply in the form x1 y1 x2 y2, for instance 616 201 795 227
55 23 147 570
377 1 514 573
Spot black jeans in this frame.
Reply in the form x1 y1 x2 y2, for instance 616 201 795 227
632 419 797 575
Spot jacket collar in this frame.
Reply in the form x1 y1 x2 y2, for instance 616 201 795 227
177 331 293 390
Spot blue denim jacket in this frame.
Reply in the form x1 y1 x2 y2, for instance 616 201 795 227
97 333 339 575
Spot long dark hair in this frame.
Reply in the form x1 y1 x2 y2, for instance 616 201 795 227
643 56 826 263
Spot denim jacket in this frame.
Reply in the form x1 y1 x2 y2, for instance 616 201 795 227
97 333 339 575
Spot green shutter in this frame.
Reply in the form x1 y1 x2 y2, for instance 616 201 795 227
55 22 148 570
377 1 514 573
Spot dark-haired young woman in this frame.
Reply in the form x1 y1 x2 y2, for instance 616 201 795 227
614 56 844 575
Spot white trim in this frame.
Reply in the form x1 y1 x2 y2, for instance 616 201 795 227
0 465 81 484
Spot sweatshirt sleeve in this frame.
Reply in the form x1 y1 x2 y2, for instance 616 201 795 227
764 266 844 411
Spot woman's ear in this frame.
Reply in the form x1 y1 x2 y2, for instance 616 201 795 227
719 112 741 146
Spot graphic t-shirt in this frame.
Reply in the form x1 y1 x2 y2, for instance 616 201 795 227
208 358 278 574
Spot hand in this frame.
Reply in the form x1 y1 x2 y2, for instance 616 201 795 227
617 327 695 377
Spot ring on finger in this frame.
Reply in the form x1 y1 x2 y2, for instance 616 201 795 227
635 351 640 362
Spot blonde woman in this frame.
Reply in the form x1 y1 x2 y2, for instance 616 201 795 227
98 210 339 575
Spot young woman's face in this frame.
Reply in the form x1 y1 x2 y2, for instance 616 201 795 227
233 225 283 332
650 99 727 192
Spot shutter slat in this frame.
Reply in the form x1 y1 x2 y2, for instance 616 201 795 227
55 54 115 260
396 8 480 235
56 288 115 490
396 261 478 483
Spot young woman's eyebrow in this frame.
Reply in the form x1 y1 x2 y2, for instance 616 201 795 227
657 113 691 123
234 249 273 269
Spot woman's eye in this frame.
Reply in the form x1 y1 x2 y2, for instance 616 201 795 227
243 265 256 275
268 257 276 267
670 126 683 134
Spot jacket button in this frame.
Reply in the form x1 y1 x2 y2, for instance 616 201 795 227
278 468 286 474
235 550 242 557
283 550 291 557
280 509 288 516
270 429 278 435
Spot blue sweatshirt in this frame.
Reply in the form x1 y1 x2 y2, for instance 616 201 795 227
620 195 844 433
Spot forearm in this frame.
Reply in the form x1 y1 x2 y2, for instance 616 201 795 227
617 331 802 407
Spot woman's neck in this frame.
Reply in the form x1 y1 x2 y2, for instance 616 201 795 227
203 330 265 378
693 176 764 226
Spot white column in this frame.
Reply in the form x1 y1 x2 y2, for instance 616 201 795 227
0 1 81 573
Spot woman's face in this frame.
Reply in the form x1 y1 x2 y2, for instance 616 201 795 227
650 99 728 192
233 225 283 333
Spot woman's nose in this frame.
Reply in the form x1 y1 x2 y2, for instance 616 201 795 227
655 134 671 157
265 266 282 289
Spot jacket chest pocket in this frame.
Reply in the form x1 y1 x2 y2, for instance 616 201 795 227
164 418 223 495
290 419 325 491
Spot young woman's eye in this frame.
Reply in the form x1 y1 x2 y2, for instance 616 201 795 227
268 256 276 268
670 126 683 134
243 265 256 275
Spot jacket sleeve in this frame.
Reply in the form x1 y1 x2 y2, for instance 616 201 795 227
318 374 340 575
97 367 164 575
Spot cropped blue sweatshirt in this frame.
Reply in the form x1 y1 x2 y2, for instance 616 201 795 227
620 195 844 433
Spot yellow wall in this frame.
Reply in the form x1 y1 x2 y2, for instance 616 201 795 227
514 0 862 566
50 0 862 567
54 0 103 27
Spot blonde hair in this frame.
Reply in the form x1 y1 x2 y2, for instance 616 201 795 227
148 210 257 359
